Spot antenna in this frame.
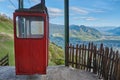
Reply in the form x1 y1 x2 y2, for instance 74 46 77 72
28 0 31 5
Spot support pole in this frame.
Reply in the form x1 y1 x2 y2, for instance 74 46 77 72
64 0 69 66
18 0 23 9
41 0 45 10
41 0 45 5
18 0 24 37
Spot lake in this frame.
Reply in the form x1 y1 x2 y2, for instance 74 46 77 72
50 36 120 51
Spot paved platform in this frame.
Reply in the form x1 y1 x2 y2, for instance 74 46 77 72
0 66 99 80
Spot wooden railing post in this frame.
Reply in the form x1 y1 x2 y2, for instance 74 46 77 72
87 43 90 71
93 45 97 74
78 45 82 69
116 58 120 80
72 45 74 67
75 44 78 68
65 42 120 80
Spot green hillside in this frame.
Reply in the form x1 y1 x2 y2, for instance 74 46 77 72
0 15 14 65
0 15 13 34
0 15 64 66
49 43 64 65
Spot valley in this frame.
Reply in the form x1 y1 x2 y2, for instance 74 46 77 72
50 23 120 51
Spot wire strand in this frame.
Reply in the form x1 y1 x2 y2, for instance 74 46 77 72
28 0 31 5
9 0 17 8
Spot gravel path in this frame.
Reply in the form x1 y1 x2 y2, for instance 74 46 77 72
0 66 99 80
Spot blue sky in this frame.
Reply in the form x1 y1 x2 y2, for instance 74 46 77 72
0 0 120 26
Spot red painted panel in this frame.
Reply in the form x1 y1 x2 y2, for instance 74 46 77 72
14 12 48 75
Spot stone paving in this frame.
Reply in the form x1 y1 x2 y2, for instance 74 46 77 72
0 66 99 80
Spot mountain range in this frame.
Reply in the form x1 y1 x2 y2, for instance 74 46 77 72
107 27 120 36
50 24 102 40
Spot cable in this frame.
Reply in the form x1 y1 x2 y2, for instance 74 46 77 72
28 0 31 4
9 0 17 8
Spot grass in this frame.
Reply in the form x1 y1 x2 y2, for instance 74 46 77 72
0 16 14 65
0 21 13 34
0 34 14 65
49 43 64 65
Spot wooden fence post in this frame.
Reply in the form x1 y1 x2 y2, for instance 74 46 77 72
93 45 97 74
104 47 109 80
75 44 78 68
99 43 104 78
87 42 90 71
88 42 93 72
113 51 119 80
78 45 82 69
84 45 87 70
116 58 120 80
69 44 72 65
72 45 74 67
81 44 84 70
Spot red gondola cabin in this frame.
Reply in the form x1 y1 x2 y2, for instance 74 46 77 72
14 3 49 75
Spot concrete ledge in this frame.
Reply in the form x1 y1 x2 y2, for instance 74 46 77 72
0 66 99 80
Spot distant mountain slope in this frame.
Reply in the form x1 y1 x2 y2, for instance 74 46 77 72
107 27 120 36
94 27 116 36
94 26 115 32
70 25 102 40
49 23 64 37
50 24 102 40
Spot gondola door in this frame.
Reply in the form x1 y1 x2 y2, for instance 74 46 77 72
14 12 48 75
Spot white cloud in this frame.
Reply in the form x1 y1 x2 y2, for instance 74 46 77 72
73 17 86 20
31 0 40 3
50 13 63 17
86 17 97 21
48 7 63 19
0 0 5 2
73 17 97 21
8 5 16 10
70 7 89 15
48 7 63 13
93 10 105 13
86 8 105 13
70 6 105 16
113 0 120 1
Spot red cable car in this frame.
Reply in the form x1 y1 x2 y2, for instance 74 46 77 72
14 2 49 75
